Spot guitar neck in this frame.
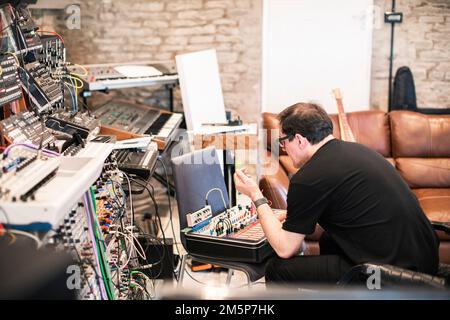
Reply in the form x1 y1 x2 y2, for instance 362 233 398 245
333 90 356 142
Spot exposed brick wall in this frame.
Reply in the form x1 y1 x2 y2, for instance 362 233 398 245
31 0 449 118
32 0 262 121
371 0 450 110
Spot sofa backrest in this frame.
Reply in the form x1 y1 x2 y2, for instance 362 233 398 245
390 111 450 158
390 111 450 188
262 110 450 188
345 111 391 157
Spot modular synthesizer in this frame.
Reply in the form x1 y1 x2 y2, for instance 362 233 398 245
0 1 177 300
0 111 55 146
45 109 100 139
184 205 278 263
19 61 63 112
0 54 22 106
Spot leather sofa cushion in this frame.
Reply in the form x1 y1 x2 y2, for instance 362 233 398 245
390 111 450 157
305 225 324 241
346 111 391 157
328 114 342 139
412 188 450 238
396 158 450 188
412 188 450 241
324 111 391 156
439 241 450 264
260 152 289 209
304 241 320 256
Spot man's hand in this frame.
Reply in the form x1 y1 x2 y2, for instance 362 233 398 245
273 210 287 222
233 168 263 201
235 170 304 259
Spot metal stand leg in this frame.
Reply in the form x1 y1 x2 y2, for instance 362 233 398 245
165 84 175 113
223 150 236 207
178 254 187 288
226 269 234 286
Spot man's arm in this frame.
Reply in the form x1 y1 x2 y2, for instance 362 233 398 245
235 169 305 259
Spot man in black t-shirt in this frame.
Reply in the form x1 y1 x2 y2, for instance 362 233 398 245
234 103 439 284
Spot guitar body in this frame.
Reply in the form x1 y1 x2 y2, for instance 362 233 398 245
332 89 356 143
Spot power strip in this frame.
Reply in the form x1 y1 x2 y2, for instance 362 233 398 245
186 205 212 227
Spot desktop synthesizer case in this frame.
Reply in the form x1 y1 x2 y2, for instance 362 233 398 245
184 229 274 263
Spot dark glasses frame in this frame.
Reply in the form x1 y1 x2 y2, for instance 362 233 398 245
278 134 294 148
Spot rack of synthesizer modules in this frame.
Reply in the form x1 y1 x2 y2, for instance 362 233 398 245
0 2 165 300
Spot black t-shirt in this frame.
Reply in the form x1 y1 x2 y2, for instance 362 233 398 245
283 139 440 275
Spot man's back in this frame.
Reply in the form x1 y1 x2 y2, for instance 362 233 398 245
285 139 439 274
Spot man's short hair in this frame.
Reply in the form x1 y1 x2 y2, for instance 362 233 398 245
277 103 333 145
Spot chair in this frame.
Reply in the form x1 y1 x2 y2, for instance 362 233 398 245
171 147 269 287
338 222 450 289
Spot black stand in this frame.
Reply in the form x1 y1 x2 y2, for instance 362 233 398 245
222 150 236 207
385 0 403 111
165 83 176 113
81 82 177 113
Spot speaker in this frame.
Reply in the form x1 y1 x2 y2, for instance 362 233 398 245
137 237 174 281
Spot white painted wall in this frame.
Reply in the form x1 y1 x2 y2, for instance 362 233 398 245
262 0 374 114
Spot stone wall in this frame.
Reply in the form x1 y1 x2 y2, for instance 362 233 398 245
371 0 450 110
31 0 449 117
32 0 262 121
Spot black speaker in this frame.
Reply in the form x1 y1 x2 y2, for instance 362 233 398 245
137 237 174 282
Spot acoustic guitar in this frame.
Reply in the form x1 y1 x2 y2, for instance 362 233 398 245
332 88 356 142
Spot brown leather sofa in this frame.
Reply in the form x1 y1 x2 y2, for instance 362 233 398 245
260 110 450 264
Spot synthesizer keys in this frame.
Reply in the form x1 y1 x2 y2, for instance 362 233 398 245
94 100 183 150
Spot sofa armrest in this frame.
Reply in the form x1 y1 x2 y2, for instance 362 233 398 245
259 152 289 209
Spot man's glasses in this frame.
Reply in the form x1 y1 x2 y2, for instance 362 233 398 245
278 135 293 148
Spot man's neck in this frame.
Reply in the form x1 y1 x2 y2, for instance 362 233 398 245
306 135 335 161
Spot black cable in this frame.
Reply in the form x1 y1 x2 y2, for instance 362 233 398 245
134 232 165 280
134 227 165 269
156 157 181 257
133 175 155 199
224 218 233 234
125 179 146 194
128 177 174 280
129 179 167 245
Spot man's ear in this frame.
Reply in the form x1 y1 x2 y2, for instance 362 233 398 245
295 133 306 148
